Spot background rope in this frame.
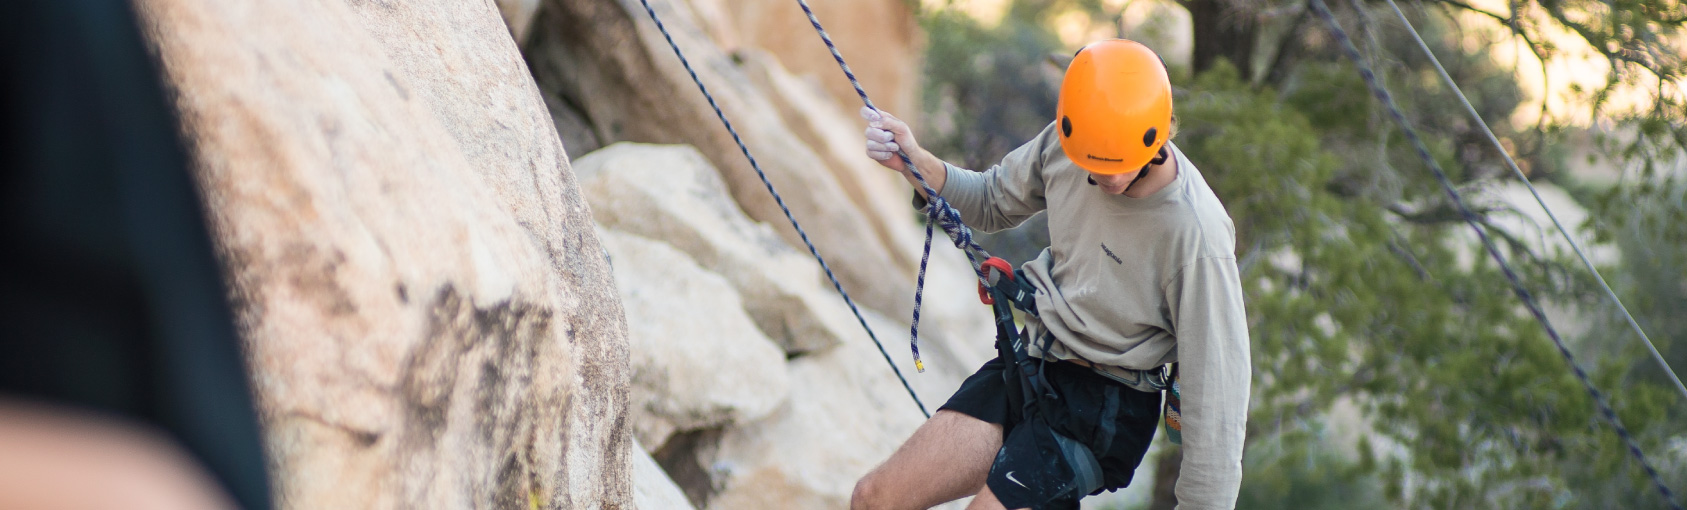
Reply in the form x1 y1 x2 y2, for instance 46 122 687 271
634 0 929 418
1310 1 1681 506
1381 0 1687 404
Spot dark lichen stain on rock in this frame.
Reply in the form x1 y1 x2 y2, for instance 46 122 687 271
398 285 562 506
653 427 727 508
279 244 358 316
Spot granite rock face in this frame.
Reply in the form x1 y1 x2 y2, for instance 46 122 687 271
575 143 984 510
633 438 699 510
525 0 918 317
599 228 790 449
518 1 996 507
575 143 858 355
134 0 631 507
693 0 924 124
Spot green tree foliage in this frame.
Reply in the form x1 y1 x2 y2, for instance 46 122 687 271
1585 174 1687 385
920 3 1064 172
1189 54 1683 510
1236 425 1389 510
918 0 1687 507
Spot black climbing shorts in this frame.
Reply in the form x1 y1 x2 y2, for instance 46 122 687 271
939 356 1161 497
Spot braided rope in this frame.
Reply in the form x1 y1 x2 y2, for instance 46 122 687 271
634 0 929 418
1310 2 1681 507
792 0 995 374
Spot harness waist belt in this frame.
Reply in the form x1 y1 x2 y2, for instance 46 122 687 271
1053 357 1167 393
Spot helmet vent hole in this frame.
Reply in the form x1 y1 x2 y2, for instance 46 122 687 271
1062 116 1072 137
1142 127 1157 147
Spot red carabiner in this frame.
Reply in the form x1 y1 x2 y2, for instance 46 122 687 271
976 257 1015 305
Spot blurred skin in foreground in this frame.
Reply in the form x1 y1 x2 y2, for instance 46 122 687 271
0 399 235 510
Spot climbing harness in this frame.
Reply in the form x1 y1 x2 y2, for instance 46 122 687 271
975 256 1175 504
978 259 1104 508
1311 1 1681 506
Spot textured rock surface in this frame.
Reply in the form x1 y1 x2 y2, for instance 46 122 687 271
736 51 999 365
634 438 699 510
525 0 917 316
495 0 541 44
575 141 994 508
526 0 994 367
575 143 856 355
574 141 993 509
600 229 789 449
134 0 631 508
738 51 924 275
695 0 923 124
696 309 970 510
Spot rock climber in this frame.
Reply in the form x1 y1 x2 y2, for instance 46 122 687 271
851 39 1250 510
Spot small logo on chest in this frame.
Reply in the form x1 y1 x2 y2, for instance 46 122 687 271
1101 243 1123 264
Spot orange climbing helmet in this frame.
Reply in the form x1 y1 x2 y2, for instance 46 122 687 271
1056 39 1173 174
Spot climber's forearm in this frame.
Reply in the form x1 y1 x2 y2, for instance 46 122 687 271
895 148 948 198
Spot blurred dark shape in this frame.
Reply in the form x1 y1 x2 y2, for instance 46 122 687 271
0 0 272 509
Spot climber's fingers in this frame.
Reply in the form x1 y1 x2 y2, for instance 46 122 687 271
861 106 918 172
866 138 901 155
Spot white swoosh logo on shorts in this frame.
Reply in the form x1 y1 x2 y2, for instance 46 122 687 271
1005 471 1027 488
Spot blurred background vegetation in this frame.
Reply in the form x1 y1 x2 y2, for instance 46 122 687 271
912 0 1687 508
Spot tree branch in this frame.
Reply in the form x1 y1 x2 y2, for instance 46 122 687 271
1538 1 1677 81
1418 0 1561 161
1420 0 1511 25
1261 3 1310 87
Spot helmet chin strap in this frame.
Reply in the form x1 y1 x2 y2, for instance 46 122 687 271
1123 146 1169 194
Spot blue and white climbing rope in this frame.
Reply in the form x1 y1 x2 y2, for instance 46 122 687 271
790 0 997 377
633 0 931 418
1310 1 1681 507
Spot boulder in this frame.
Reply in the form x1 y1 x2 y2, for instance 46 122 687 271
599 229 790 449
525 0 1001 370
693 308 973 510
634 438 699 510
495 0 541 44
574 143 856 355
689 0 923 123
737 50 925 276
737 50 1000 370
525 0 916 315
134 0 631 508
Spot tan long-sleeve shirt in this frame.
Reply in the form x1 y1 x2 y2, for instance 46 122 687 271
937 122 1251 510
